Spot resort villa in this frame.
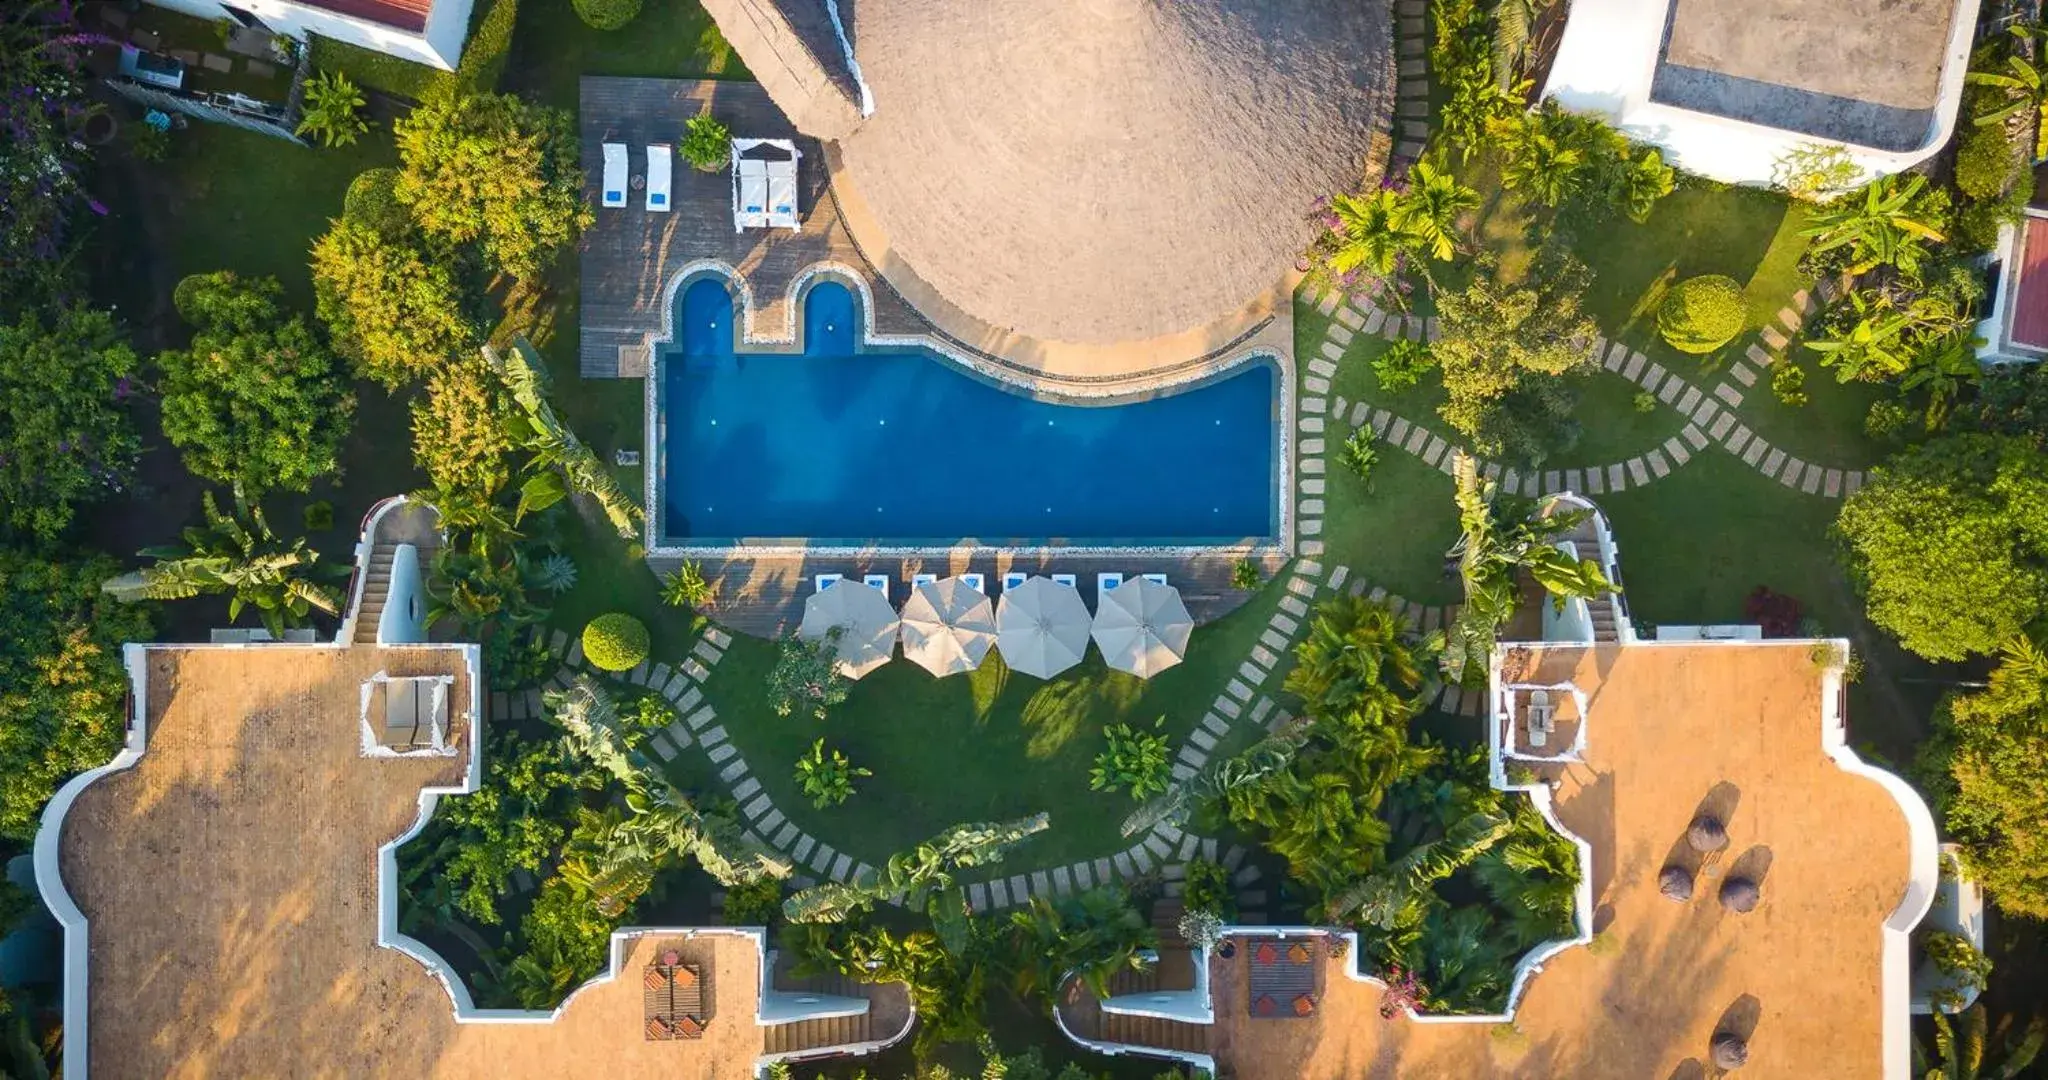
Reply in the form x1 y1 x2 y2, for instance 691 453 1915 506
137 0 473 69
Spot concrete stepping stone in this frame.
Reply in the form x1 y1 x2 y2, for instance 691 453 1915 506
1761 326 1789 350
991 878 1011 907
1677 385 1702 413
732 777 761 800
719 758 748 782
1054 866 1074 895
649 733 678 761
1627 457 1649 485
1335 304 1364 330
1714 383 1743 406
1662 437 1688 467
1623 352 1645 380
1606 463 1627 491
1825 469 1843 497
1801 465 1824 494
808 841 836 874
1201 712 1230 737
773 822 800 848
1762 448 1786 475
1731 362 1757 386
1113 852 1136 878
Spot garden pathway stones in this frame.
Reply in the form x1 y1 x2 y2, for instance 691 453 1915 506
719 758 748 783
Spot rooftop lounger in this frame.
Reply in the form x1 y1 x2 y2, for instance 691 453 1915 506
1002 571 1028 591
960 572 986 594
815 572 843 592
863 573 890 596
1527 689 1554 750
601 142 628 208
1097 572 1124 593
1141 572 1168 586
766 157 799 227
1052 573 1078 588
912 572 938 588
646 144 672 212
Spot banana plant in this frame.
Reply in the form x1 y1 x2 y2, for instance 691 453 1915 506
102 490 346 637
1799 174 1946 278
1968 25 2048 159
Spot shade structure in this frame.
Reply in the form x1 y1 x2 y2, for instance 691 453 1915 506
799 580 901 679
899 577 997 677
1091 577 1194 679
995 576 1093 679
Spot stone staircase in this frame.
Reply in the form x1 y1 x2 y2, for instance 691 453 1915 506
352 544 402 644
1557 517 1624 644
1099 1011 1211 1055
762 1005 872 1056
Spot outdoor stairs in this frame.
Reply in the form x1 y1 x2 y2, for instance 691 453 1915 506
1559 518 1624 643
1093 898 1209 1056
352 539 436 644
1099 1011 1211 1056
760 972 873 1055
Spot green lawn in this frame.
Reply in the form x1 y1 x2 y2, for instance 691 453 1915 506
694 585 1290 868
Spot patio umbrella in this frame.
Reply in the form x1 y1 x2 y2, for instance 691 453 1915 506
995 576 1093 679
799 579 900 679
1091 576 1194 679
899 577 997 677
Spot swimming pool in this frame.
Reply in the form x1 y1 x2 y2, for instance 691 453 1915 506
655 277 1279 547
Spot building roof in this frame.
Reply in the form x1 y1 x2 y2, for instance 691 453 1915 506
1649 0 1960 151
48 644 900 1079
2010 214 2048 350
824 0 1395 348
300 0 432 34
1171 641 1934 1078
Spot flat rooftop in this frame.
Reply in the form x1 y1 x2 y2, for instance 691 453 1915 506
300 0 431 33
53 645 791 1079
1196 642 1923 1077
1650 0 1959 150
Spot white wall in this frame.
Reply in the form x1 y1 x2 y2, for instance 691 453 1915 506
142 0 471 71
1543 0 1982 187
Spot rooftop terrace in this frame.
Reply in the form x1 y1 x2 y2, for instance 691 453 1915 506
1071 641 1935 1078
48 643 904 1078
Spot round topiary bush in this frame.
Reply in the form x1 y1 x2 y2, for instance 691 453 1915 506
571 0 640 30
1658 275 1747 354
582 613 649 672
1955 124 2017 202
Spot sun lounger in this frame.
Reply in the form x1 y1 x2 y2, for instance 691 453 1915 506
959 572 986 594
912 572 937 588
602 142 627 208
1002 571 1028 591
1052 573 1077 588
815 573 843 592
1142 572 1168 586
1527 689 1555 749
766 157 798 224
1097 572 1124 593
863 573 890 597
646 144 672 212
738 157 768 218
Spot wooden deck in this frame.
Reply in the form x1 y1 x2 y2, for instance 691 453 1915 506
649 550 1287 639
577 77 928 378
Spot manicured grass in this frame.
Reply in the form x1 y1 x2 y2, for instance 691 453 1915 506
1735 353 1891 468
1321 448 1462 604
696 585 1290 868
1573 180 1808 342
500 0 746 107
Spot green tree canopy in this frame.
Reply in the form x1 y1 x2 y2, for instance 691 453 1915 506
1921 639 2048 919
393 91 591 280
0 549 153 837
0 305 141 545
311 217 479 387
1432 252 1598 462
159 272 355 498
1836 434 2048 661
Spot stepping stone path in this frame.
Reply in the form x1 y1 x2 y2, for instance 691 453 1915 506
1300 279 1866 504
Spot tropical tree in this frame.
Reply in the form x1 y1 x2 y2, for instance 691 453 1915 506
311 217 478 387
1496 106 1589 209
1904 333 1987 428
782 814 1050 944
1968 24 2048 160
491 338 643 539
1916 1004 2047 1080
1431 250 1599 461
1393 161 1479 263
0 304 140 544
392 90 591 280
767 630 850 719
295 70 369 148
661 560 714 608
413 357 513 499
1003 887 1157 1003
0 549 153 837
1835 434 2048 662
788 925 990 1054
1919 637 2048 918
1327 809 1513 925
157 272 355 497
1800 174 1948 279
102 491 348 636
1285 593 1442 721
1327 188 1410 279
0 1 103 311
1120 721 1313 836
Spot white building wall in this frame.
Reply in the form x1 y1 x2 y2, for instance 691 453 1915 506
1542 0 1982 187
142 0 471 71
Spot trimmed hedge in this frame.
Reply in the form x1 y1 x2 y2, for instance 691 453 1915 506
571 0 640 31
1658 274 1747 354
582 613 649 672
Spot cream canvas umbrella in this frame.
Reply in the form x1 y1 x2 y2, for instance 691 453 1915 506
995 576 1093 679
1091 577 1194 678
799 579 900 679
899 577 997 677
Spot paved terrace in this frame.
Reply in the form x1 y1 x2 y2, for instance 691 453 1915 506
649 551 1290 638
1156 642 1923 1078
52 644 892 1079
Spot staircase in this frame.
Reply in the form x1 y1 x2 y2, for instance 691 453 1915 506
1099 1011 1212 1055
1559 517 1624 644
759 970 874 1055
352 544 401 644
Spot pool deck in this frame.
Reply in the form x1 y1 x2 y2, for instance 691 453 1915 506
577 76 1295 399
647 551 1289 639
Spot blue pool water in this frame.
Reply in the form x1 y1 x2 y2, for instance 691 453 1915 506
660 278 1276 544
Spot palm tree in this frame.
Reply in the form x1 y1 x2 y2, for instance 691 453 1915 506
1328 188 1411 278
491 338 644 539
1470 807 1582 947
782 813 1051 932
1119 721 1313 836
1327 809 1514 925
1799 173 1947 278
1003 887 1157 1003
102 490 347 637
1394 162 1479 263
1284 594 1443 721
1497 108 1588 209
